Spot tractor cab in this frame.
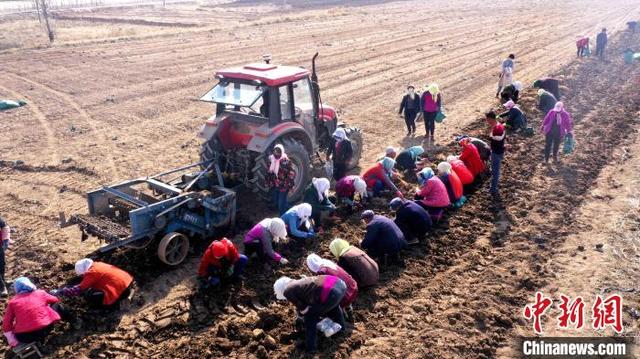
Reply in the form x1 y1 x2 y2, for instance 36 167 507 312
200 59 331 153
197 54 361 203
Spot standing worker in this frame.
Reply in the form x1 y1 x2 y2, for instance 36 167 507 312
399 85 421 136
486 111 506 195
268 144 296 215
0 216 10 296
197 238 248 288
56 259 134 309
328 128 353 181
496 54 515 98
541 102 574 164
421 83 442 143
596 28 608 60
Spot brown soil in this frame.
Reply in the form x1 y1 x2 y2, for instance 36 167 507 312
0 1 639 358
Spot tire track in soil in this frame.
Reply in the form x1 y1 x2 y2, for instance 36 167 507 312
5 73 122 180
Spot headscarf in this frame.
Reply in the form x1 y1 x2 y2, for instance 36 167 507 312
329 238 351 259
553 101 564 112
504 100 516 110
389 197 404 210
381 157 396 173
408 145 425 157
14 277 36 294
75 258 94 275
458 137 471 147
273 276 292 300
263 218 287 243
385 146 396 157
446 155 458 163
332 128 347 141
293 203 312 221
268 144 289 175
437 161 452 175
417 168 434 186
513 81 523 91
426 83 440 101
312 177 330 201
353 177 367 197
306 253 337 273
537 89 546 97
553 101 565 125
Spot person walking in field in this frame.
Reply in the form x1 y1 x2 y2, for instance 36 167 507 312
421 83 442 143
486 111 506 195
398 85 421 136
496 54 515 98
596 28 608 59
541 102 573 164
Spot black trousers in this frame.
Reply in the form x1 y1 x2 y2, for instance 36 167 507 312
595 44 605 58
0 245 6 291
544 128 562 162
403 109 418 133
85 283 133 309
424 111 437 136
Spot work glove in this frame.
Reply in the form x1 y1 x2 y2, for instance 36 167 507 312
279 258 289 265
49 289 59 296
306 230 316 238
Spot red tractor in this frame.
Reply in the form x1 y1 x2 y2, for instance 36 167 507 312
198 53 363 201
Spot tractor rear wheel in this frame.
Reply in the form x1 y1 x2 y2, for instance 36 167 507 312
346 127 363 169
157 232 189 266
199 137 223 170
251 138 311 203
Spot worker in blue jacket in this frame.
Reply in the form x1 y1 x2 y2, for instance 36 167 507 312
360 210 407 262
281 203 315 239
389 197 432 243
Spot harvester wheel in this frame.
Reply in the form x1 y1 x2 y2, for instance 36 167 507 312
251 137 311 203
157 232 189 266
199 137 224 170
346 127 363 169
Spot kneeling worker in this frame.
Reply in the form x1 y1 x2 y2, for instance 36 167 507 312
360 210 407 262
389 197 432 243
198 238 248 288
56 259 134 309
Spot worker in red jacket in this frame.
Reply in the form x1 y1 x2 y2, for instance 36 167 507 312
457 137 485 177
3 277 63 347
198 238 248 287
56 259 134 309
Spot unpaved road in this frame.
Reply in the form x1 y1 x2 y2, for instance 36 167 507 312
0 0 639 357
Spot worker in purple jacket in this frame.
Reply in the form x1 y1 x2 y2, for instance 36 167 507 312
541 102 573 164
360 210 407 262
274 275 347 353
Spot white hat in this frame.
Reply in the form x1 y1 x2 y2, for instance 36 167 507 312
273 276 293 300
75 258 94 275
306 253 337 273
268 218 287 243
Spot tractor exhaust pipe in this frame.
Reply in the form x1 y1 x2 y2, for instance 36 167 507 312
311 52 322 112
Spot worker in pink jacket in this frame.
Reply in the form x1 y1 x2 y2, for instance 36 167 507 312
415 168 450 210
3 277 62 347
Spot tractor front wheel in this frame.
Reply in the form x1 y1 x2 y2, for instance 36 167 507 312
251 137 311 203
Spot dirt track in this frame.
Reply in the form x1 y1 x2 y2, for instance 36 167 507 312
1 0 640 358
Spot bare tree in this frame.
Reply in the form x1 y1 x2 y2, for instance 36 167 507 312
32 0 42 23
37 0 54 42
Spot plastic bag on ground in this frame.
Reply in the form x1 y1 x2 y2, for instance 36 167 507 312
0 99 27 111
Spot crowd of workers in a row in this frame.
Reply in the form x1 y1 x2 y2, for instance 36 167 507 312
1 38 585 353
